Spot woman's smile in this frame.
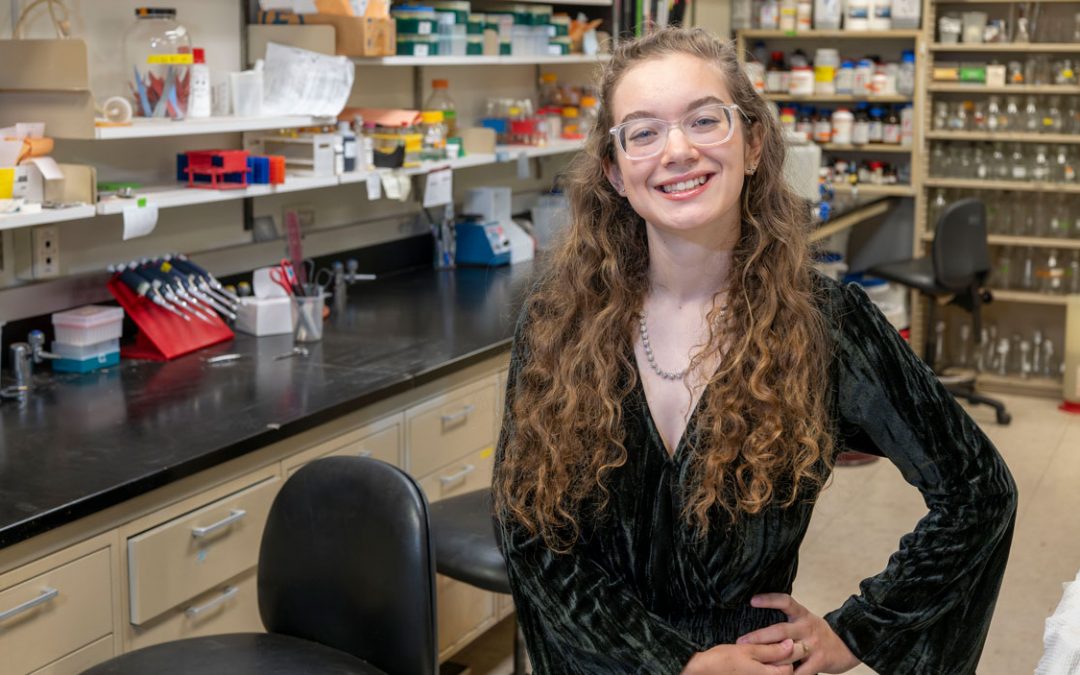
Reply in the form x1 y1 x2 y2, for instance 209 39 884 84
654 172 715 200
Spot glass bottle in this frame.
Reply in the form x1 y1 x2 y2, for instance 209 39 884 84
1016 246 1037 289
930 144 948 177
538 73 563 108
970 100 988 132
1040 248 1066 294
932 101 949 130
986 96 1003 133
1054 145 1076 183
424 79 458 138
928 188 948 228
992 247 1012 288
419 110 447 161
1045 95 1064 133
1023 96 1040 133
1048 193 1070 238
123 7 192 119
1003 96 1021 131
1067 249 1080 294
948 101 968 131
972 145 988 179
990 142 1010 180
1010 143 1029 180
1032 144 1052 182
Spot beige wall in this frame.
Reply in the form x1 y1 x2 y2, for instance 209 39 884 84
693 0 732 38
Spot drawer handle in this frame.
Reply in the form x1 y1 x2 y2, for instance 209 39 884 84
439 464 476 491
358 449 373 458
191 509 247 538
185 586 239 619
0 587 59 623
440 404 476 428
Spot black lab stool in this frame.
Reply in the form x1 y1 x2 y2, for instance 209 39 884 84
429 488 528 675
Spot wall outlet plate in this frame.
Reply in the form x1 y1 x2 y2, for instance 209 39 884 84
33 225 60 278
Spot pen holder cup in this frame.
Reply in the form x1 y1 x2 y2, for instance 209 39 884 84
293 294 325 343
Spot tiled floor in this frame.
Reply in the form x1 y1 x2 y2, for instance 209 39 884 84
451 393 1080 674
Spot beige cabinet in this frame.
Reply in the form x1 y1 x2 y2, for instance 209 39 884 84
283 413 403 477
0 533 117 675
407 378 498 477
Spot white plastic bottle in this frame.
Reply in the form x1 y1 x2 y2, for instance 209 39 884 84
780 0 798 32
869 0 892 30
188 47 211 118
845 0 870 30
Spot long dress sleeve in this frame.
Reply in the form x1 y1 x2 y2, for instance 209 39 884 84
494 316 701 675
823 282 1018 674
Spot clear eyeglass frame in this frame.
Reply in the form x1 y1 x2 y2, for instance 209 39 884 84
609 103 746 160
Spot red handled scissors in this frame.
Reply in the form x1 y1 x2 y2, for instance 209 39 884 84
269 259 301 296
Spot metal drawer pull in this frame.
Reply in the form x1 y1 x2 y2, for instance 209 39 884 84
0 587 59 622
185 586 239 619
439 464 476 491
191 509 247 538
358 449 373 458
440 404 476 428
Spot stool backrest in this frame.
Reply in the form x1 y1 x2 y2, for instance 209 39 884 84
932 197 990 292
258 456 438 675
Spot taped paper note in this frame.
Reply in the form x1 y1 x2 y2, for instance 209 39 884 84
423 168 453 208
381 172 401 200
366 172 381 200
122 198 158 240
25 156 63 181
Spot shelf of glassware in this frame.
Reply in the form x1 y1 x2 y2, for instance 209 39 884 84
924 177 1080 193
927 130 1080 144
922 232 1080 249
738 29 921 39
832 183 916 196
353 54 610 66
928 43 1080 53
976 373 1063 398
764 93 913 103
937 0 1077 3
927 83 1080 94
819 143 912 153
988 289 1073 305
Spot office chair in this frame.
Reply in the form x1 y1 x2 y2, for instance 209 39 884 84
84 456 438 675
429 488 529 674
869 197 1011 425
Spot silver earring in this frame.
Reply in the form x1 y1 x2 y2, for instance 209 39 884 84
745 165 756 175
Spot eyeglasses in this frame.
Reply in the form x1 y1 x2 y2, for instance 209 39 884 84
609 104 744 160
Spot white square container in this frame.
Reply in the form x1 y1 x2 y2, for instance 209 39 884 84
52 305 125 346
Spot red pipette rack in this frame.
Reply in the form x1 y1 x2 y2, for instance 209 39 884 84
108 275 233 361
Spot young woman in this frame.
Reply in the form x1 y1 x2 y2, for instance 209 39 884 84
493 27 1017 675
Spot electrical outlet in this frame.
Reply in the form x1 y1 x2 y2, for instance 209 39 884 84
33 225 60 278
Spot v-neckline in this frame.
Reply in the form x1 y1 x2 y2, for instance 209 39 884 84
633 354 715 462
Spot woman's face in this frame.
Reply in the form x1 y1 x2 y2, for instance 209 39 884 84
605 53 759 242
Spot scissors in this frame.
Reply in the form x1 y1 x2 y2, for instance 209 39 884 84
269 259 301 296
302 259 334 293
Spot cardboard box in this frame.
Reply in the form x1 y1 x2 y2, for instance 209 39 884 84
305 14 395 56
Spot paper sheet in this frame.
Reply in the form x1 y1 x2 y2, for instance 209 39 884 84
366 172 382 200
261 42 355 117
423 168 453 208
25 156 63 181
122 199 158 240
0 140 22 167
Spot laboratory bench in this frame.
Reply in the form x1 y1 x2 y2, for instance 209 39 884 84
0 260 534 673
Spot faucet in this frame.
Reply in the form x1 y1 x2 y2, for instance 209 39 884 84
7 330 58 393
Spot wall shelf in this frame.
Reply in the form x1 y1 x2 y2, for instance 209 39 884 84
821 143 912 153
765 93 913 103
927 130 1080 144
928 83 1080 94
924 177 1080 193
93 140 584 216
988 289 1072 305
832 183 915 196
353 54 610 66
738 29 920 39
93 115 336 140
976 373 1062 399
929 43 1080 53
922 232 1080 249
0 205 98 231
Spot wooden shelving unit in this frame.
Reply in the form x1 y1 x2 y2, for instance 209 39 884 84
821 143 913 153
765 93 912 103
928 83 1080 94
929 42 1080 53
832 183 917 196
989 289 1072 305
923 232 1080 249
924 177 1080 193
739 29 921 39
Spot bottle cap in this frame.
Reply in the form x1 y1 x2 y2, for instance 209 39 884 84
541 73 557 83
580 96 597 107
193 47 205 64
432 78 449 88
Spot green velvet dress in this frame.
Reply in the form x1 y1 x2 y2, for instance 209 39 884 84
494 276 1018 675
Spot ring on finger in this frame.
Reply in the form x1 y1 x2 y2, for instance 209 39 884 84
797 641 811 658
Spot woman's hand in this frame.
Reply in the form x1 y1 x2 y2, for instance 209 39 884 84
682 639 797 674
735 594 861 675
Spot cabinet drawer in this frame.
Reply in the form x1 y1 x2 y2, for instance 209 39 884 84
437 574 495 657
418 446 496 505
30 635 114 675
127 476 280 625
408 381 497 477
0 548 112 675
127 569 261 652
286 419 401 478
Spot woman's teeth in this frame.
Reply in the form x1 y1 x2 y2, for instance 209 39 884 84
660 175 708 193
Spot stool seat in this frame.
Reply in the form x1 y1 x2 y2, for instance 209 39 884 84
870 257 947 297
81 632 385 675
428 489 509 594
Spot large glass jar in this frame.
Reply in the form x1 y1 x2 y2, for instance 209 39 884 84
124 7 192 119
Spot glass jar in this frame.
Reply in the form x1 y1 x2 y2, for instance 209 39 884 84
986 97 1003 132
1032 144 1052 182
932 101 949 130
420 110 447 161
124 7 192 119
990 142 1010 180
424 79 458 138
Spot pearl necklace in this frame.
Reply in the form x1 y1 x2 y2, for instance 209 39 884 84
638 309 726 382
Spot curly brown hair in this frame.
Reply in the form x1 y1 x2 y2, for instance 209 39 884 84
494 26 834 551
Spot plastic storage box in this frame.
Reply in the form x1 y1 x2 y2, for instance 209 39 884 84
51 339 121 373
52 305 124 346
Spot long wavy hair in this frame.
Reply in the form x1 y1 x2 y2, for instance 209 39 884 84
494 27 833 551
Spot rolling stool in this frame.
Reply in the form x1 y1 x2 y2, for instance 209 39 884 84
429 488 528 675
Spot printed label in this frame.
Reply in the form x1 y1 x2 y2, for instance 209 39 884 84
147 53 194 65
